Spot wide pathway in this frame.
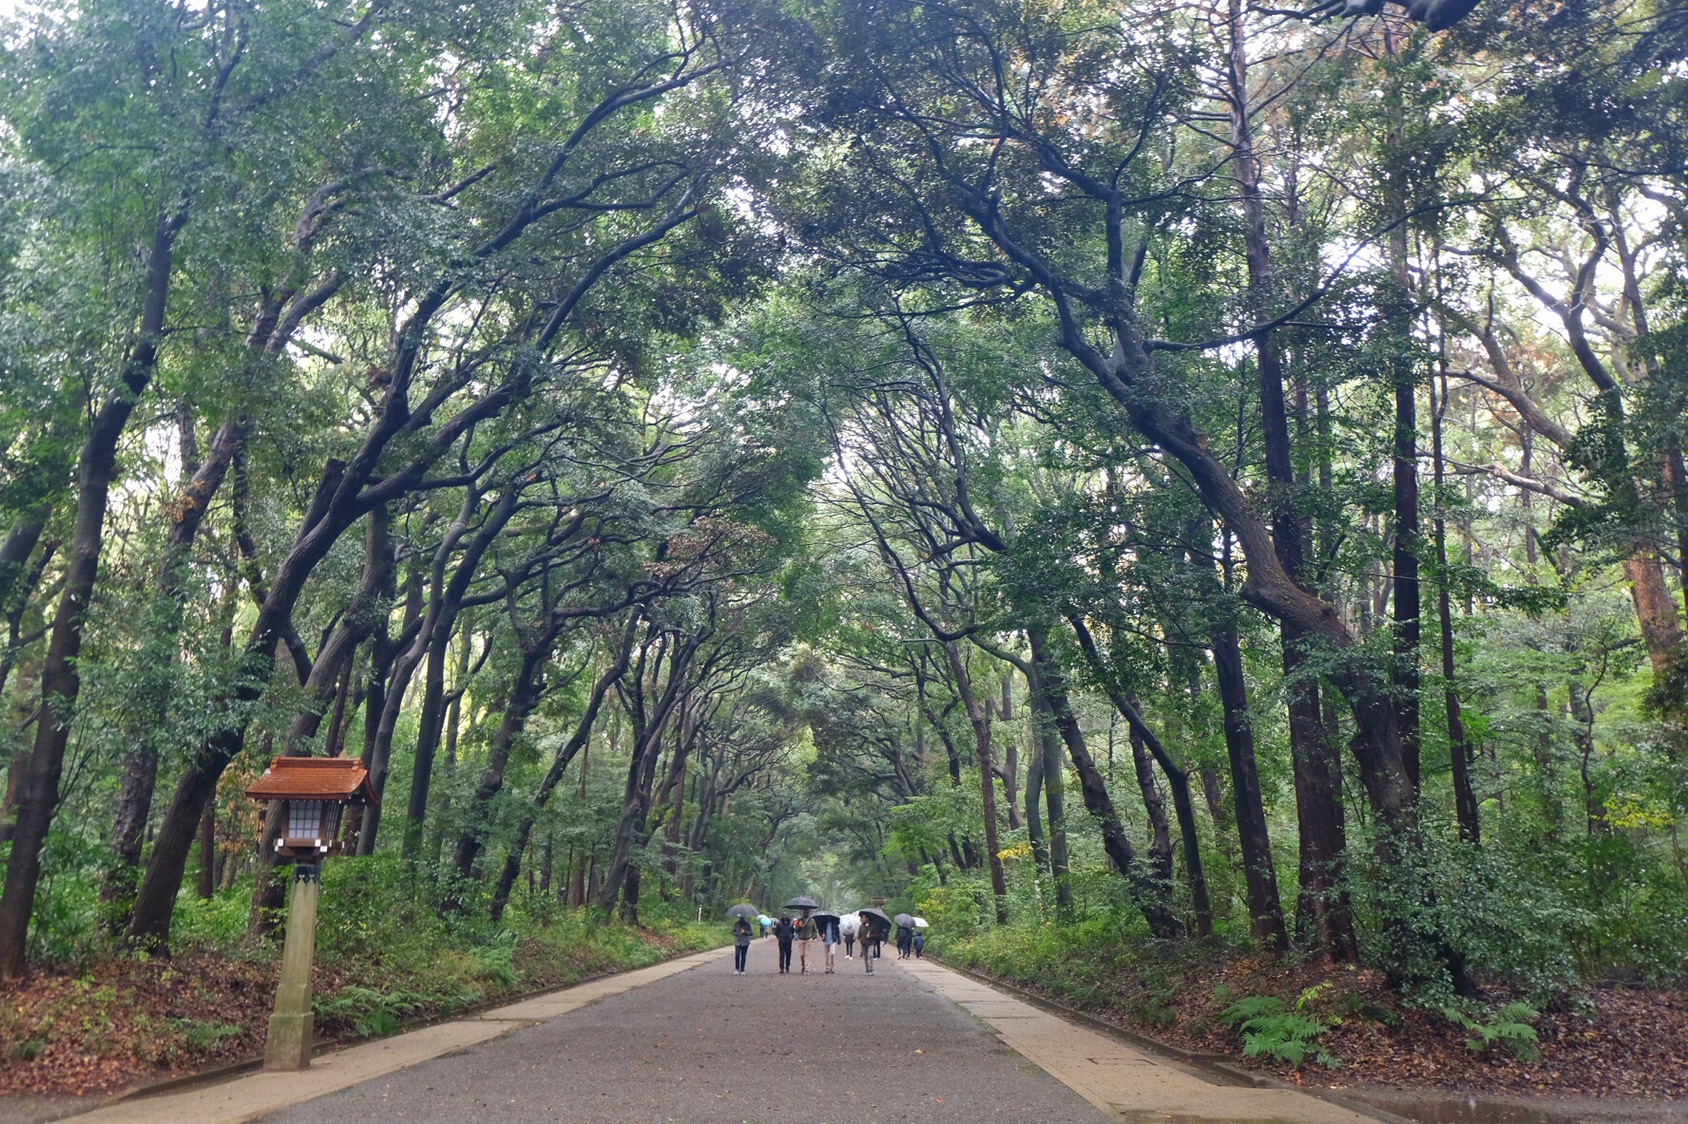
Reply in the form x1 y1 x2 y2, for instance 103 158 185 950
67 940 1386 1124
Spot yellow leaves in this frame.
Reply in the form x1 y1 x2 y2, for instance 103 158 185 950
1603 793 1671 830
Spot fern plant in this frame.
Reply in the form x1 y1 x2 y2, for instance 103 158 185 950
1218 993 1341 1070
1444 1000 1541 1062
315 985 428 1038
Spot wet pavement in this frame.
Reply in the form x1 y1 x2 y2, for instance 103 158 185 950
45 942 1415 1124
256 939 1112 1124
23 943 1688 1124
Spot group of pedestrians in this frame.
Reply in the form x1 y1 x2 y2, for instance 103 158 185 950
731 908 917 975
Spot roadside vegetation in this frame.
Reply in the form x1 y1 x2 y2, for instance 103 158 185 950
0 860 716 1096
2 0 1687 1110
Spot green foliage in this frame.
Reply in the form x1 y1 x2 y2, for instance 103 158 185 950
166 1017 246 1053
315 987 432 1039
1218 988 1342 1071
25 828 105 966
1443 1000 1541 1063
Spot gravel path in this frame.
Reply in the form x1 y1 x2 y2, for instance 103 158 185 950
254 940 1110 1124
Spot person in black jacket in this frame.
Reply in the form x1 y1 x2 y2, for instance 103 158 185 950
857 912 882 973
732 917 753 975
773 914 795 973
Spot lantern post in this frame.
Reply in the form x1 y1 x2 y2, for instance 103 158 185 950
245 757 377 1072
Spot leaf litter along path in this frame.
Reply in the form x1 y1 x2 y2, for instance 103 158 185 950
42 939 1383 1124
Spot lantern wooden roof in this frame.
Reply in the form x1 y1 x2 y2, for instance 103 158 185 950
245 757 378 806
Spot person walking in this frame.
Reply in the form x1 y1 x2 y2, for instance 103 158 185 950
820 916 839 973
896 923 913 959
773 914 795 973
843 923 855 960
795 911 817 974
732 916 753 975
858 912 879 974
913 930 925 959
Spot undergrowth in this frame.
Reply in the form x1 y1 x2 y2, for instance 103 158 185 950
2 855 720 1095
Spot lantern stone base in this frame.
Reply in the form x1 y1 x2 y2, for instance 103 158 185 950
264 1009 314 1071
263 864 320 1071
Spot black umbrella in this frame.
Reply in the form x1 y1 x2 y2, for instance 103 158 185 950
785 895 821 910
726 903 759 920
857 907 891 937
894 913 914 928
810 910 840 934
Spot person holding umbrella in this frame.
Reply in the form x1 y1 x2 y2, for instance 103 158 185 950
785 895 820 974
773 913 795 973
894 913 915 959
813 912 841 973
726 904 758 974
857 909 890 973
795 910 817 973
732 916 754 973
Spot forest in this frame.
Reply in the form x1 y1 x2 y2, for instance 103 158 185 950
1 0 1686 1100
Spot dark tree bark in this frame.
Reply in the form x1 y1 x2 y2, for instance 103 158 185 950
451 645 551 885
1129 723 1175 893
1028 625 1182 938
945 640 1009 924
1220 6 1354 959
1382 106 1423 797
489 618 638 922
196 803 216 901
0 208 183 979
246 506 396 935
1432 368 1481 843
1065 616 1212 937
598 620 707 919
401 484 523 859
1208 618 1291 951
1024 714 1049 874
354 557 424 854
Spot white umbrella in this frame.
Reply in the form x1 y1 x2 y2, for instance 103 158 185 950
912 917 929 928
840 915 861 936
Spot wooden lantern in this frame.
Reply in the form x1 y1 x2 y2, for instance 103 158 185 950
245 757 377 859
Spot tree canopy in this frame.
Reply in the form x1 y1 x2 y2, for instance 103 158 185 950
2 0 1686 1020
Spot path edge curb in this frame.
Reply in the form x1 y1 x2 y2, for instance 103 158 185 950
927 955 1417 1124
32 942 728 1122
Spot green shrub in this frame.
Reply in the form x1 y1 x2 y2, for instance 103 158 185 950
315 986 430 1038
1218 988 1341 1071
1444 1000 1541 1062
170 1017 246 1051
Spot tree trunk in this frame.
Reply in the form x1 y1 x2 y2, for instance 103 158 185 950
1024 719 1049 874
1030 625 1181 938
196 802 216 901
105 417 247 920
1221 13 1358 958
248 506 394 936
1209 618 1290 951
403 486 523 859
1065 615 1212 936
1130 723 1175 893
489 619 635 923
0 210 181 979
452 645 550 885
1432 368 1481 843
945 641 1008 924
